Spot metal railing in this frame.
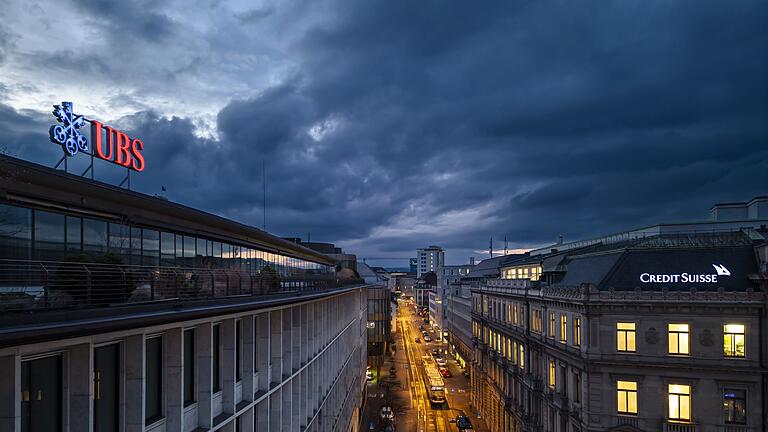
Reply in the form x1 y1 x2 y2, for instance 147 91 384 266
0 259 360 312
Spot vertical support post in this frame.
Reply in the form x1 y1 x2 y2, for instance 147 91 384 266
165 328 183 432
0 354 21 432
124 334 145 432
69 343 94 432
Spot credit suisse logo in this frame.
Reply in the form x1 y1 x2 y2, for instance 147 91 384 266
639 264 732 284
49 101 145 172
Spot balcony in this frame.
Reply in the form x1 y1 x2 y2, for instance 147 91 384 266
718 426 756 432
612 415 638 429
664 422 699 432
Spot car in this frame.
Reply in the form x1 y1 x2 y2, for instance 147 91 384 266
436 357 447 367
431 349 439 356
380 406 395 421
423 336 432 342
440 368 452 378
366 370 374 381
455 414 473 430
415 338 421 343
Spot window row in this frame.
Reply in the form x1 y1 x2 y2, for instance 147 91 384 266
0 203 331 276
615 322 746 358
614 381 746 425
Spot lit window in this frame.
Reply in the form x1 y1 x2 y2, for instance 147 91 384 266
668 324 690 355
518 344 525 369
617 381 638 415
724 324 745 357
617 323 636 352
513 304 518 326
723 389 746 424
668 384 691 421
560 315 567 344
549 361 556 389
513 341 518 364
549 312 556 338
574 318 582 347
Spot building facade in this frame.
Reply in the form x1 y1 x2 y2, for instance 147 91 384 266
469 210 768 432
0 156 369 432
416 245 444 278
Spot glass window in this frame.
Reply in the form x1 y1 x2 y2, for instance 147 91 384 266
131 227 142 265
574 318 582 347
34 210 65 261
213 324 221 392
142 229 160 267
196 237 207 267
723 389 746 424
617 381 638 415
175 234 183 263
145 336 163 425
548 360 556 389
574 371 581 403
668 384 691 421
108 223 130 263
160 232 175 266
183 329 195 406
668 324 690 355
724 324 745 358
183 236 195 267
83 218 107 256
65 216 81 254
549 312 556 338
617 323 636 352
0 204 32 260
560 315 567 344
212 241 222 268
518 344 525 370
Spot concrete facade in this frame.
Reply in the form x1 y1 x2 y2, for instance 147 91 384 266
0 288 368 432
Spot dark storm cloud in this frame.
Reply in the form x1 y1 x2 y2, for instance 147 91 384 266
1 0 767 265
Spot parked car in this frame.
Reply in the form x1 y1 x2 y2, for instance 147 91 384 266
423 336 432 342
380 406 395 421
455 414 473 431
436 357 447 366
415 338 421 343
440 368 452 378
431 349 439 356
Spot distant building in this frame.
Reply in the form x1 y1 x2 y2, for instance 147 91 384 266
469 199 768 432
429 263 474 347
417 245 444 277
410 257 418 273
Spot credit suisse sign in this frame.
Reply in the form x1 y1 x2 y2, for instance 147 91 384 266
49 101 145 172
639 264 731 284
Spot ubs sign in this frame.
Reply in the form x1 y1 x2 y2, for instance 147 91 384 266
640 264 731 284
49 101 145 172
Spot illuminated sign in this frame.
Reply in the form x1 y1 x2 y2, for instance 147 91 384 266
639 264 731 284
49 101 145 172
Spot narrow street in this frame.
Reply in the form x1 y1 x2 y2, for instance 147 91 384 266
363 300 488 432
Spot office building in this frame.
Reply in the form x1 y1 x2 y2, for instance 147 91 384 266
416 245 444 277
469 200 768 432
0 155 369 432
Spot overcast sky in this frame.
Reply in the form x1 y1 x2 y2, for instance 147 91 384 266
1 0 766 266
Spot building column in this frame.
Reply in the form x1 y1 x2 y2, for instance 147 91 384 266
221 318 236 415
239 406 254 432
256 313 270 394
242 315 255 403
0 354 20 432
269 310 282 388
196 322 214 429
124 334 145 432
165 328 183 432
68 343 93 432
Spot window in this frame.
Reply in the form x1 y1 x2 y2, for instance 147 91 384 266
617 381 638 415
724 324 745 357
668 384 691 421
560 315 567 344
0 204 32 261
66 216 82 253
549 312 556 338
548 361 556 389
513 304 518 326
183 329 195 406
617 322 636 352
573 318 581 347
518 344 525 369
34 210 66 261
668 324 690 355
213 324 221 392
723 389 746 424
532 310 542 334
145 336 163 425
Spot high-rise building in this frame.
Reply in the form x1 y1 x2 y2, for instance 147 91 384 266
0 156 370 432
467 199 768 432
416 245 444 277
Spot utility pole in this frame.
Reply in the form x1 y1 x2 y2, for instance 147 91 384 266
489 237 493 258
262 159 266 231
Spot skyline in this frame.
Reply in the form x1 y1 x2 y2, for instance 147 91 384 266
1 0 767 267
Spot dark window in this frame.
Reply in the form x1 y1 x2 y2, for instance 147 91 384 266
65 216 82 254
21 355 62 432
130 227 142 265
183 330 195 406
212 241 222 268
724 389 746 424
83 219 107 256
108 223 130 263
145 336 163 425
183 235 195 267
175 234 184 264
213 325 221 392
34 210 65 261
94 344 120 432
0 204 32 260
142 229 160 267
236 321 242 381
196 237 208 267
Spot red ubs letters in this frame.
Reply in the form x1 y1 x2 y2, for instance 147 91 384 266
91 120 146 172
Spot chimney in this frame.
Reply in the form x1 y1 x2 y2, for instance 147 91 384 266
470 257 475 265
558 235 564 245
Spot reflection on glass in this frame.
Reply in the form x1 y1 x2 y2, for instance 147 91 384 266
34 210 65 261
83 219 107 256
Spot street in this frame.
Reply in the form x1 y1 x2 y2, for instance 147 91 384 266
363 300 488 432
